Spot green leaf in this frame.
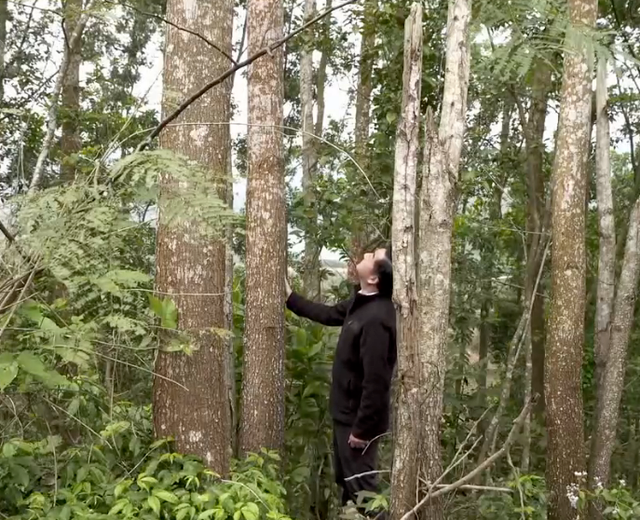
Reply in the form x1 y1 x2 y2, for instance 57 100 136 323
0 360 18 391
2 442 17 457
17 352 48 376
147 495 161 515
12 463 29 488
386 112 397 124
109 499 129 515
17 352 69 388
153 489 179 504
114 479 132 498
177 506 195 520
197 510 217 520
241 503 260 520
148 295 178 329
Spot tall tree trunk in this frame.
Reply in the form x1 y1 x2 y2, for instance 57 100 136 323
348 0 376 276
60 0 84 183
388 5 422 518
592 55 616 392
520 56 553 469
315 0 330 139
225 152 237 456
0 0 7 103
477 103 508 428
153 0 234 474
410 0 471 518
544 0 597 517
588 58 640 497
240 0 286 454
588 198 640 502
29 3 91 192
521 57 552 417
300 0 320 299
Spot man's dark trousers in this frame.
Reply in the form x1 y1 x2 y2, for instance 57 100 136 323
333 421 380 506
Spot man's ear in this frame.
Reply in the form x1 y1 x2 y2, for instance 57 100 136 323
367 274 379 286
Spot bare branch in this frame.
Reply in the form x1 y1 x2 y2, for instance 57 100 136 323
399 397 537 520
135 0 357 152
103 0 237 65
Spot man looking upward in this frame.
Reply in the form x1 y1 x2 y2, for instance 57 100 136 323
285 246 396 515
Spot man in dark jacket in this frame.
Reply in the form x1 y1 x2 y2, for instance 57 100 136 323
285 247 396 512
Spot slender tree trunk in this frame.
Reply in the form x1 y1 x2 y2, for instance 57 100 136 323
153 0 234 474
0 0 7 103
225 152 237 456
544 0 597 517
476 300 490 407
300 0 320 299
593 55 616 391
348 0 376 275
477 103 508 427
588 57 640 494
240 0 286 454
478 242 548 476
315 0 330 139
60 0 84 183
412 1 471 517
388 5 422 517
29 3 91 192
519 56 553 468
588 198 640 501
522 57 552 417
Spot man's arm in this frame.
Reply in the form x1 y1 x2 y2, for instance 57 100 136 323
286 291 350 327
351 320 393 440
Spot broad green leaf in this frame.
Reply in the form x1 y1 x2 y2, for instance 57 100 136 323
114 479 132 498
241 503 260 520
147 495 161 515
17 352 48 376
2 442 17 457
197 510 217 520
148 295 178 329
0 361 18 391
153 489 178 504
109 499 129 515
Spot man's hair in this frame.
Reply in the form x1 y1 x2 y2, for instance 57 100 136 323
374 245 393 298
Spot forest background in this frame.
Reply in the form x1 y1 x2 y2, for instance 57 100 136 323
1 0 640 518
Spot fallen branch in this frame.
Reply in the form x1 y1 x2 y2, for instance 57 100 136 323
400 396 537 520
135 0 357 152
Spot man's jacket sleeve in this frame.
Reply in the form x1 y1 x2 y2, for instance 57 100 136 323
352 320 393 440
286 292 350 326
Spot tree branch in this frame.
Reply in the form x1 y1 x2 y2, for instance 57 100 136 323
28 1 93 193
136 0 357 152
103 0 237 65
399 396 537 520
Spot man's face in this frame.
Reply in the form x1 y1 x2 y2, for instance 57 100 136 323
356 248 388 284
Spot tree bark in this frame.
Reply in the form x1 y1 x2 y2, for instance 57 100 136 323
544 0 597 517
521 56 552 417
0 0 7 103
388 5 422 518
593 55 616 391
300 0 320 299
60 0 84 183
153 0 234 474
29 2 92 193
240 0 286 454
412 0 471 517
348 0 376 275
588 198 640 500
